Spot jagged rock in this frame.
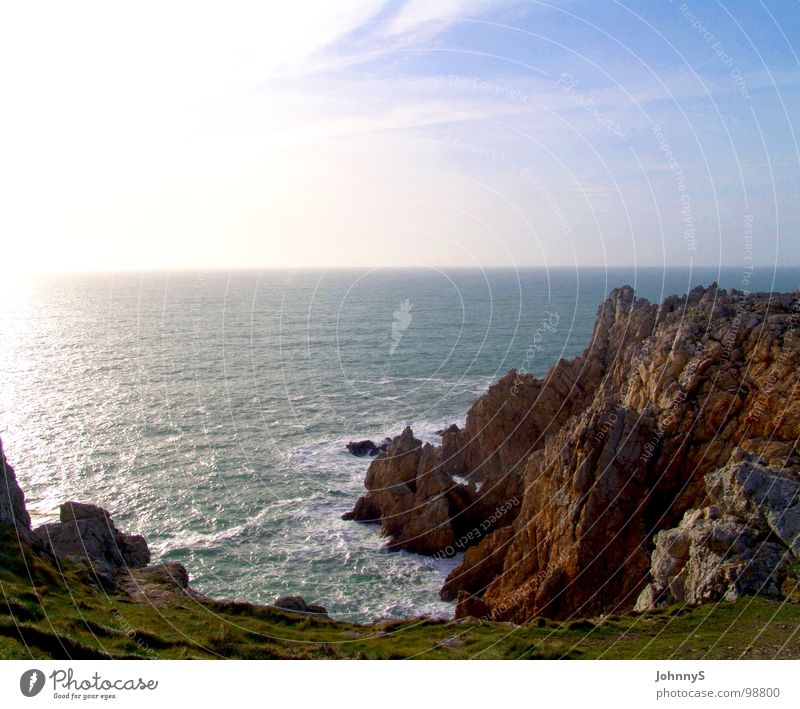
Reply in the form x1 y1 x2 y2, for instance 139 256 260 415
273 595 328 615
341 493 382 522
347 285 800 620
441 526 513 601
34 501 150 575
635 457 800 611
458 287 799 621
480 402 659 620
0 437 31 534
454 591 490 620
344 420 519 555
705 453 800 559
346 439 390 457
343 427 483 554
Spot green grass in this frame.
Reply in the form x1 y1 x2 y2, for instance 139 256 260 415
1 527 798 660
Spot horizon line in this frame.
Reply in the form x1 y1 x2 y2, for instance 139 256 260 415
9 264 800 275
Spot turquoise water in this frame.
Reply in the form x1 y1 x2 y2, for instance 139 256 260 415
1 267 797 621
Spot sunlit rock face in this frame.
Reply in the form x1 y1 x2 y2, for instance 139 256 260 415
348 285 800 620
463 286 799 621
634 454 800 611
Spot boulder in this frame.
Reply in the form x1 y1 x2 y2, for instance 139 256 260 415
273 595 328 615
34 501 150 575
118 533 152 568
634 508 792 610
117 562 201 606
706 453 800 559
60 501 111 525
135 562 190 590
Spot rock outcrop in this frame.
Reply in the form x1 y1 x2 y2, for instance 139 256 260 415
346 439 390 457
635 453 799 610
273 595 328 615
0 437 31 534
470 287 799 621
343 427 467 554
34 501 151 582
346 285 800 621
116 562 202 606
0 439 333 616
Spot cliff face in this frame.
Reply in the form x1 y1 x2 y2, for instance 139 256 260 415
634 451 799 611
346 285 800 620
0 437 31 534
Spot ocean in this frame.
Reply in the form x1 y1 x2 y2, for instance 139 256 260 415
1 267 797 622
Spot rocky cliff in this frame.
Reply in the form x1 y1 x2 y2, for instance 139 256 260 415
345 284 800 621
0 437 31 535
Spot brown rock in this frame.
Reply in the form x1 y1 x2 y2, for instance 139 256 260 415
441 526 513 601
454 591 491 620
349 286 800 620
344 427 461 554
469 287 800 621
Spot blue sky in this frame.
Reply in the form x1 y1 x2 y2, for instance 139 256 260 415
1 1 798 270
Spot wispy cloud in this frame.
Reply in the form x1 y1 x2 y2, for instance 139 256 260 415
0 0 797 270
384 0 509 38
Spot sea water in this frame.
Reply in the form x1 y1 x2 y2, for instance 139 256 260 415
1 267 796 621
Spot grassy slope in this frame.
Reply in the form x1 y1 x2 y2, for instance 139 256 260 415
1 528 798 660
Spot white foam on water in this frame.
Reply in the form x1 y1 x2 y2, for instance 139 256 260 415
271 410 476 620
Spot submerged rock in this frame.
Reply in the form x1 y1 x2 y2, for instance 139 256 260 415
346 439 390 457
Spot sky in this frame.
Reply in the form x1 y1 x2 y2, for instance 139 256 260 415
0 0 798 271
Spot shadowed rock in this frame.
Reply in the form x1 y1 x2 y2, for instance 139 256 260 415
346 439 390 457
273 595 328 615
0 437 31 535
34 501 150 577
